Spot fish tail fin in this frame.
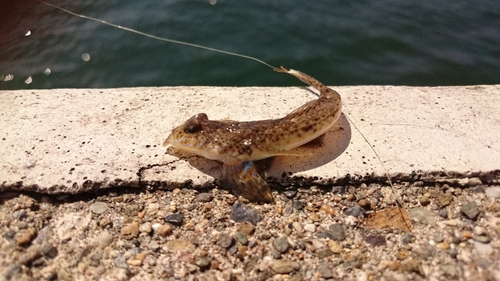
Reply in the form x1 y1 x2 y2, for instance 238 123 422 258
278 66 339 98
221 161 274 203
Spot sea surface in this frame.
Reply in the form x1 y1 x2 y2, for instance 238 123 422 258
1 0 499 89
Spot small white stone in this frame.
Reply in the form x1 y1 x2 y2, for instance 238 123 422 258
485 187 500 199
147 203 160 214
474 241 493 257
473 226 487 236
292 222 303 233
304 223 315 232
139 222 152 233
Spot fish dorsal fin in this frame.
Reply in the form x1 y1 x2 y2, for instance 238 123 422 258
282 99 319 121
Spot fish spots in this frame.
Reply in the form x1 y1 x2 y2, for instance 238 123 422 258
301 124 314 133
165 68 342 174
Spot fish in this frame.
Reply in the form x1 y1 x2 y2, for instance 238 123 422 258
163 66 342 203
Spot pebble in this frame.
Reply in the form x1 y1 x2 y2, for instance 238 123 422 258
193 255 211 269
327 240 342 254
485 187 500 199
358 199 371 209
473 226 487 236
441 264 458 278
379 260 401 271
114 255 128 269
258 232 271 240
467 177 482 187
41 244 58 259
89 202 108 214
127 252 147 266
316 263 333 278
436 242 450 250
472 185 484 193
155 224 172 237
164 213 184 226
443 219 459 226
395 249 409 260
328 224 346 241
238 245 247 256
402 258 425 276
120 222 139 237
123 204 141 217
303 224 315 232
431 191 453 207
283 190 297 199
438 208 448 219
462 230 473 239
292 222 303 233
234 232 248 245
147 203 160 214
237 221 255 236
195 193 213 202
271 249 282 259
284 201 294 216
410 207 437 225
365 234 386 247
316 231 335 240
93 231 113 248
310 213 319 222
15 227 37 245
320 204 335 215
96 217 110 229
474 241 493 256
166 239 194 251
293 200 304 210
315 247 333 258
139 222 152 234
217 233 233 249
461 201 480 220
458 178 469 186
230 202 263 225
419 194 430 206
3 177 500 281
271 260 300 274
343 205 366 217
414 243 436 258
273 237 290 253
473 234 491 243
228 245 238 255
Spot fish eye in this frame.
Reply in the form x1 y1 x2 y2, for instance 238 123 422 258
183 115 203 134
183 123 202 134
182 113 208 134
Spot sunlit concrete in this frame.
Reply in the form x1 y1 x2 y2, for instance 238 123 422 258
1 85 499 194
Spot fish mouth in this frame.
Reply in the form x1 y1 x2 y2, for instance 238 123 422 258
163 134 174 146
163 135 209 155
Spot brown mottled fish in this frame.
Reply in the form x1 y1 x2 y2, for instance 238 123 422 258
163 67 342 203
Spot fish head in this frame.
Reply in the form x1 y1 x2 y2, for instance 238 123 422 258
163 113 220 159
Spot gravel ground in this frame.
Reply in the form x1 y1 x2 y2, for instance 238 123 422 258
1 179 500 281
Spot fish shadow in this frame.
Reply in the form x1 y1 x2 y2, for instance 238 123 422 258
165 113 351 186
262 113 351 181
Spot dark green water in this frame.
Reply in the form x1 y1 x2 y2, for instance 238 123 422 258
1 0 499 89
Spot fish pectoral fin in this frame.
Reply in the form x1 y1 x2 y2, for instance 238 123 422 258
221 161 274 203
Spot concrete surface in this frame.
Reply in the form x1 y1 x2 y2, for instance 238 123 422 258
1 85 499 194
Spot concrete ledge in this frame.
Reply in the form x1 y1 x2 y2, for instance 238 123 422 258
1 85 499 194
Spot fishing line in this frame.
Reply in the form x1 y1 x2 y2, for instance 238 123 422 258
38 0 282 72
343 105 412 231
41 0 411 230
